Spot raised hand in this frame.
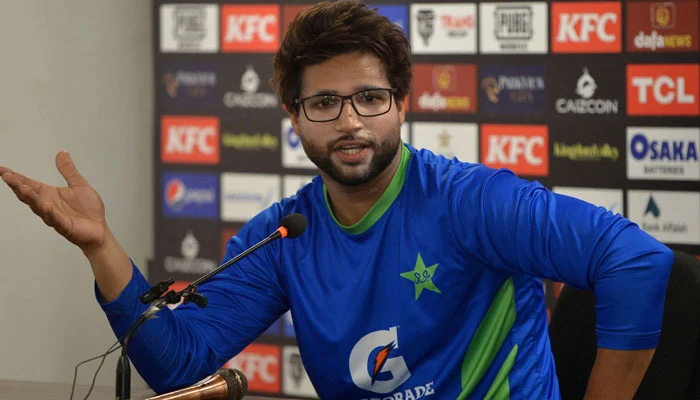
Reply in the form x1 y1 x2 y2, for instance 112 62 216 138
1 151 108 255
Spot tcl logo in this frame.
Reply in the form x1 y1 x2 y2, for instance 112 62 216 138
221 5 280 52
627 64 700 116
481 124 549 176
161 115 220 164
226 344 281 393
552 2 621 53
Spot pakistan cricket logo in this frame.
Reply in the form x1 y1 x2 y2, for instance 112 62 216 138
400 253 441 300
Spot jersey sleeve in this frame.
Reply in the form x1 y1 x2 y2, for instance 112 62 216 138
449 166 673 350
97 206 288 393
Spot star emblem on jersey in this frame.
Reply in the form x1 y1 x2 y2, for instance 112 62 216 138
400 253 441 300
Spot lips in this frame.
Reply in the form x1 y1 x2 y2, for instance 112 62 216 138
332 141 371 163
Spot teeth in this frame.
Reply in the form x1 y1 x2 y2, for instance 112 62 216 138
340 147 362 154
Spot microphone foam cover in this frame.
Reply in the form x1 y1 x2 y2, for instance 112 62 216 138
280 213 307 239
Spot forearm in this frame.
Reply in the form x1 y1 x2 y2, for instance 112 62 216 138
584 348 655 400
84 226 133 302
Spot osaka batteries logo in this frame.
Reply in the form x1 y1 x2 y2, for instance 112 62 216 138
349 326 410 394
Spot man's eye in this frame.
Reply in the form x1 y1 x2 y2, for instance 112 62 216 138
312 97 337 108
359 93 376 102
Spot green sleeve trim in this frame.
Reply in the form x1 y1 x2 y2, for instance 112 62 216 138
457 278 517 399
482 345 518 400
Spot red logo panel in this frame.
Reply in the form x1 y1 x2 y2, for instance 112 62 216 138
626 1 699 52
221 5 280 52
226 343 281 394
481 124 549 177
552 2 622 53
412 64 477 113
627 64 700 116
161 116 220 164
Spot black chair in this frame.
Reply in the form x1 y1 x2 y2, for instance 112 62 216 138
549 250 700 399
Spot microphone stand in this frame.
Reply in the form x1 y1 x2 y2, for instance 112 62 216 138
115 228 287 400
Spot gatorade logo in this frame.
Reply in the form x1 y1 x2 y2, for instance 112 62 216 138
349 326 410 394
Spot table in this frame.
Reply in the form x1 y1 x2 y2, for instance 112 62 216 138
0 379 277 399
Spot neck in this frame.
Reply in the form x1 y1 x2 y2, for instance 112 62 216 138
323 146 402 227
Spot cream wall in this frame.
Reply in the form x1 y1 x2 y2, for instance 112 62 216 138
0 0 153 388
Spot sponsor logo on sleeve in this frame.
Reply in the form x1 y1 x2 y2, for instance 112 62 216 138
627 190 700 245
627 1 699 52
160 4 219 53
552 2 622 53
627 64 700 116
627 127 699 181
481 124 549 176
479 2 548 54
410 4 477 54
412 122 479 163
221 5 280 52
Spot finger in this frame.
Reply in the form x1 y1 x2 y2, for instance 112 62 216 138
3 170 43 192
18 184 49 216
55 151 87 187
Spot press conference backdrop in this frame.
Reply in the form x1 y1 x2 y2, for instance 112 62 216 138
153 1 700 398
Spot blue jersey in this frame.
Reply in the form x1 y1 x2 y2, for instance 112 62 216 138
100 144 672 399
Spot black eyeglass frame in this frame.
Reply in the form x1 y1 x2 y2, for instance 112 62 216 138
294 88 398 122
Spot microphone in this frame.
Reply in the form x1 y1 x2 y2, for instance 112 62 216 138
186 213 308 290
145 368 247 400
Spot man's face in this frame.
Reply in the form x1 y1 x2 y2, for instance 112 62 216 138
289 52 405 186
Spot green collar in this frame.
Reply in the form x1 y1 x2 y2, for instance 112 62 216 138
323 144 411 235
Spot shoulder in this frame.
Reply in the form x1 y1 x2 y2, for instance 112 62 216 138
404 144 508 195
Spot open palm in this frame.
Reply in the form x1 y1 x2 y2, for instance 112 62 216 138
1 151 107 253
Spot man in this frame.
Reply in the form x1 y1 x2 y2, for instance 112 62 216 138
0 1 672 398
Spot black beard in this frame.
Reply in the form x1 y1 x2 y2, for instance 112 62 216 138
300 130 401 186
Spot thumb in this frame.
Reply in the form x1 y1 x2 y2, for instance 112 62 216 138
55 151 88 187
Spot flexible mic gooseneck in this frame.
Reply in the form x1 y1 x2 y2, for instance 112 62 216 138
115 214 307 400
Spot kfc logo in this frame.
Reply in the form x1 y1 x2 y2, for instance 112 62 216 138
226 344 281 393
221 5 280 52
161 116 220 164
481 124 549 176
552 2 621 53
627 64 700 116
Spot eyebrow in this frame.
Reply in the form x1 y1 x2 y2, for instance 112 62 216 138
306 85 387 97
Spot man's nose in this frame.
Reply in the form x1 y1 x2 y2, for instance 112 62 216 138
334 99 363 131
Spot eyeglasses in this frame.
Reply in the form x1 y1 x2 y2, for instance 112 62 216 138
294 88 397 122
